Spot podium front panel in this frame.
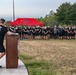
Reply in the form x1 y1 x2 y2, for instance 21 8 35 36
6 35 19 68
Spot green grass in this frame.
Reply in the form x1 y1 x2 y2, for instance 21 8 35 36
19 54 56 75
19 39 76 75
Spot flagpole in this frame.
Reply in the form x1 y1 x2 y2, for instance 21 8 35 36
13 0 15 21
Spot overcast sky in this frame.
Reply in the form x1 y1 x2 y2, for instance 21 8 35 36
0 0 76 20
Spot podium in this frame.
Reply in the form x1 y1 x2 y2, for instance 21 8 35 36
6 34 19 68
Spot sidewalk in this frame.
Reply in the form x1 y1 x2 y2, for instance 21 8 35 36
0 55 28 75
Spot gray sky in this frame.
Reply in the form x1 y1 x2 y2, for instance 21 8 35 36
0 0 75 20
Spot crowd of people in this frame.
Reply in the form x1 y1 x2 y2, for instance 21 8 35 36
8 25 76 40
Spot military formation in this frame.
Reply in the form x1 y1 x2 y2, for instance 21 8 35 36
8 25 76 40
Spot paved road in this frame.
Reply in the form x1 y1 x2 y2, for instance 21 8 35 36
0 55 28 75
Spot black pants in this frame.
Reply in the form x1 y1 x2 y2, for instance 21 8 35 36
0 45 5 53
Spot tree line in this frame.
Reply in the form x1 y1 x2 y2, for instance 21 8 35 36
37 2 76 26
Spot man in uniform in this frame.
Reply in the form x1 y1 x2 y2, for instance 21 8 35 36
0 18 12 67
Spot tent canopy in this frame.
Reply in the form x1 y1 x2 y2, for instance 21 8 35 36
10 18 44 26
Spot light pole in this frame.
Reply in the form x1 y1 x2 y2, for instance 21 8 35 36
13 0 15 21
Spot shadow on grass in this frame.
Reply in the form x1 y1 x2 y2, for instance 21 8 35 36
25 61 55 75
19 54 56 75
19 54 33 60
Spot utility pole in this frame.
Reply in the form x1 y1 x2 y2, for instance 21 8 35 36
13 0 15 21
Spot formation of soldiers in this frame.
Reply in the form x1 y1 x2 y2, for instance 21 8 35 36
8 25 76 40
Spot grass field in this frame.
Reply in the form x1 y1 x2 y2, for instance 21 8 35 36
19 39 76 75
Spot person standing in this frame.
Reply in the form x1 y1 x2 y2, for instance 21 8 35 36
0 18 12 68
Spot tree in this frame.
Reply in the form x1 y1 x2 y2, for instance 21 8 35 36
37 2 76 26
37 10 58 26
55 2 72 25
69 2 76 25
